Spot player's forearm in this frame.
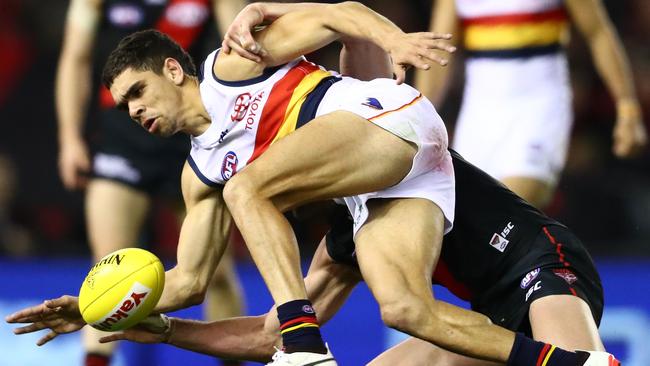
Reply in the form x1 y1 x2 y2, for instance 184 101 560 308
254 2 323 23
57 0 100 145
55 53 92 145
155 192 232 313
588 26 639 105
167 315 278 362
154 268 206 313
321 2 404 53
155 236 222 313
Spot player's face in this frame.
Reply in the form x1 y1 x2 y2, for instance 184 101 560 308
110 67 184 137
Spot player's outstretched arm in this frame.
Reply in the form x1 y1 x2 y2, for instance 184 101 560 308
5 295 86 346
99 239 362 362
154 163 234 313
566 0 647 157
100 314 277 362
4 166 232 343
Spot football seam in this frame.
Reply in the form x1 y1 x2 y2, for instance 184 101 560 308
80 258 157 317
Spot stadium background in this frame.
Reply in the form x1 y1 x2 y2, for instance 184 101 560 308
0 0 649 365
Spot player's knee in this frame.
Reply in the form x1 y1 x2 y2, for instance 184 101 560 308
222 173 258 208
378 297 423 331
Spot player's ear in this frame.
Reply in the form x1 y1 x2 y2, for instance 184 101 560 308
163 57 185 85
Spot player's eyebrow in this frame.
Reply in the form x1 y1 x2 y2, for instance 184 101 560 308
115 81 145 110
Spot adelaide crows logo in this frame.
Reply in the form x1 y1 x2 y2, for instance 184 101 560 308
362 97 383 110
231 93 251 122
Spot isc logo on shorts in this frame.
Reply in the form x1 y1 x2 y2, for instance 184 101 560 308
221 151 238 181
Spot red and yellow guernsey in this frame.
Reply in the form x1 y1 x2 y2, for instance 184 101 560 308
188 51 340 186
457 0 569 58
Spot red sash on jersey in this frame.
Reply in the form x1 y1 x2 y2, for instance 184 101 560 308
249 61 332 162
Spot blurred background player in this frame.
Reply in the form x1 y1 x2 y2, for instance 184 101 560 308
55 0 247 365
0 153 34 257
415 0 647 209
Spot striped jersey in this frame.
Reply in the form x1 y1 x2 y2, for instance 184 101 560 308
456 0 569 58
189 51 428 187
189 51 338 186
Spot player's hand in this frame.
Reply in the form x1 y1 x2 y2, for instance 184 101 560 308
613 99 647 158
5 295 86 346
385 32 455 84
58 137 91 190
222 3 267 62
99 314 173 344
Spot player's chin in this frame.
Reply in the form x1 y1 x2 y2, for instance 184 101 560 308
154 126 176 138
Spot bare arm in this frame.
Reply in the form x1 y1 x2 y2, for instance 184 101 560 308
414 0 459 106
566 0 647 157
154 163 233 312
99 239 362 362
216 1 453 84
221 2 327 59
5 163 234 344
212 0 248 37
55 0 102 190
6 164 231 344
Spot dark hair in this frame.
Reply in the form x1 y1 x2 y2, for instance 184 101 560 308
102 29 196 88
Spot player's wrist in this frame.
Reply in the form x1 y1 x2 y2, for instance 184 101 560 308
253 2 279 22
616 98 642 120
58 130 85 146
138 313 174 341
162 315 176 344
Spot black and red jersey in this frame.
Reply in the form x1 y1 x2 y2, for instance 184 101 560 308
433 150 560 301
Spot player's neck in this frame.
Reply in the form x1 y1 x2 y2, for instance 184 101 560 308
181 78 211 136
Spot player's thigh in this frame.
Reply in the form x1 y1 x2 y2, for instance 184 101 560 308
499 176 554 209
85 178 151 258
232 111 417 209
368 337 499 366
529 295 604 351
355 198 445 302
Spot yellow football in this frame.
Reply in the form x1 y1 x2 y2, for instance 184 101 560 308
78 248 165 331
